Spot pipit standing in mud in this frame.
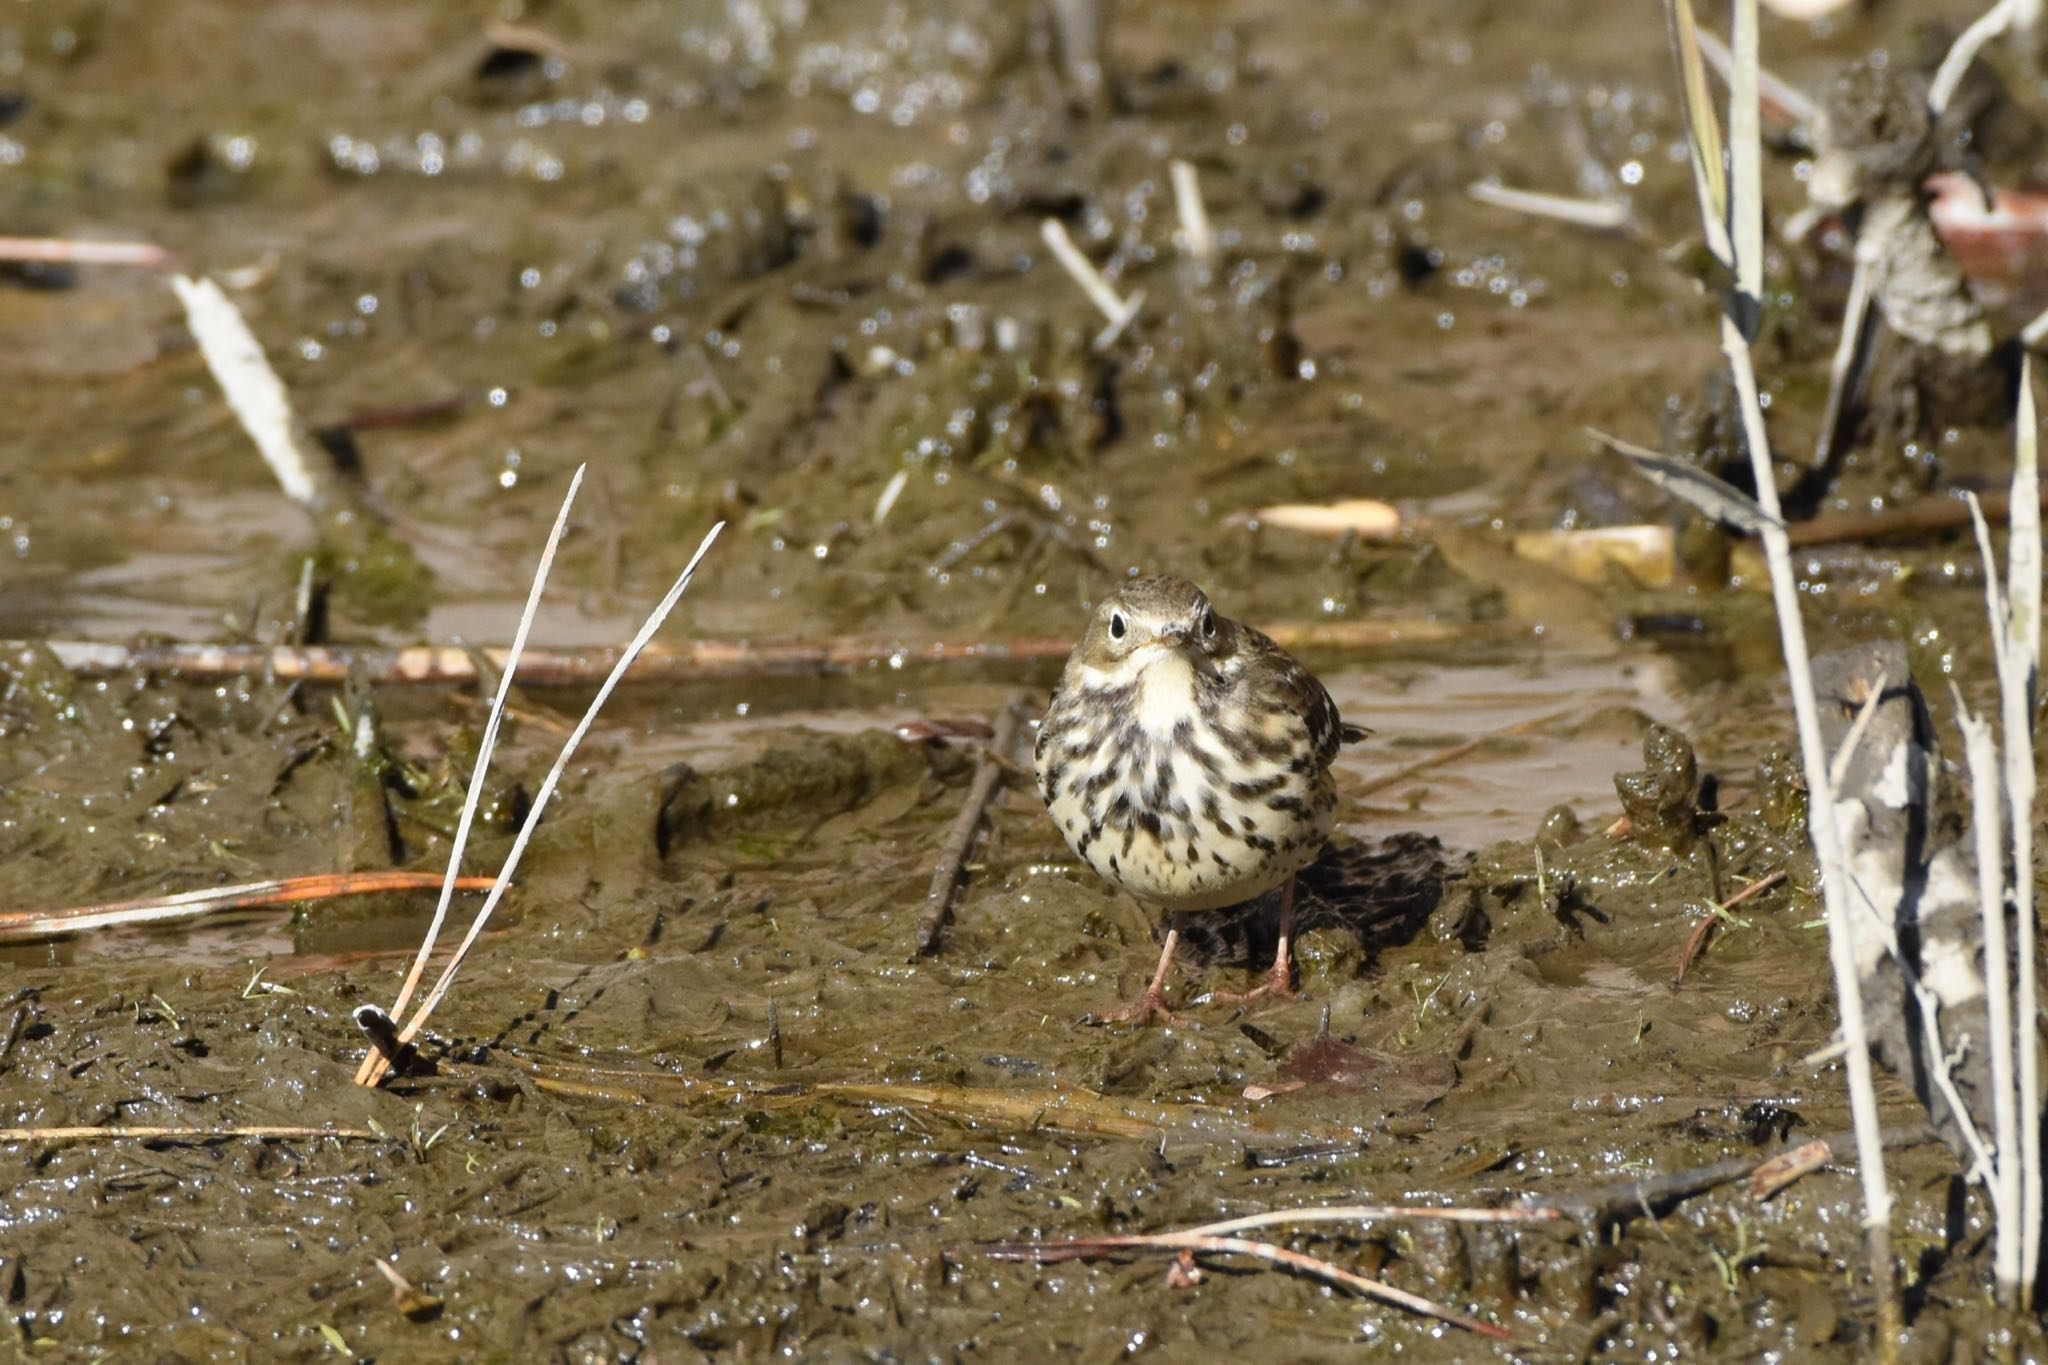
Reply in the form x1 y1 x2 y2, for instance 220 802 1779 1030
1035 576 1366 1024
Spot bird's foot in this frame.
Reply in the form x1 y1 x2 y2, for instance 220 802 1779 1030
1081 986 1184 1028
1204 962 1299 1009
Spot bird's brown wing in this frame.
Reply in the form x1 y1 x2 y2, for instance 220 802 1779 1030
1239 625 1364 767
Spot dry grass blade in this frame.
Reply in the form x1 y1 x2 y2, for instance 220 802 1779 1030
1955 692 2021 1295
352 465 587 1088
2006 358 2042 1293
1665 0 1730 262
0 872 494 944
1813 258 1878 472
360 522 726 1085
1173 1204 1560 1239
983 1232 1511 1339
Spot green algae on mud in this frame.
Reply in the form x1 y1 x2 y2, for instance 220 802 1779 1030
1 0 2044 1357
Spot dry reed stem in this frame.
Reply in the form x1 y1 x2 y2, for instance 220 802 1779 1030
352 465 586 1088
1665 0 1898 1337
357 522 725 1087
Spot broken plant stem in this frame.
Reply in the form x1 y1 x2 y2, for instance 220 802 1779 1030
1039 218 1143 350
1169 158 1217 262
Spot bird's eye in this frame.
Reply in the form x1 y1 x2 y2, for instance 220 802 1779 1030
1200 609 1216 639
1109 612 1127 640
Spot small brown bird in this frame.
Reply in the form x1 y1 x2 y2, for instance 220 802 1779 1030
1034 576 1365 1024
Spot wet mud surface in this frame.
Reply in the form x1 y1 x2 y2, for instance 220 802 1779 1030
3 0 2047 1358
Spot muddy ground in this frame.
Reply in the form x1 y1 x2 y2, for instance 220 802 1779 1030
3 0 2047 1359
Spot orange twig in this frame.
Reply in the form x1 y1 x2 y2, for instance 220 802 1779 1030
0 872 494 943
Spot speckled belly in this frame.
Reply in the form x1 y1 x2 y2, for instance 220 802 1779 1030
1038 707 1334 913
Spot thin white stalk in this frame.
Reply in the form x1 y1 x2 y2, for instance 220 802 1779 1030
1039 218 1143 350
1958 695 2023 1300
1930 0 2025 115
170 275 321 509
1693 26 1821 135
389 522 726 1051
377 467 584 1033
1169 159 1217 262
2023 306 2048 350
2006 360 2042 1291
1713 0 1897 1307
1466 182 1633 232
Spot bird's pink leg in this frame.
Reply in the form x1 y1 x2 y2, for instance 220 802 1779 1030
1084 919 1185 1026
1210 876 1300 1006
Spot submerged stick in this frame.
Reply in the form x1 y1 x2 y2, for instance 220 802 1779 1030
0 872 495 944
918 693 1028 955
984 1232 1510 1339
19 618 1476 687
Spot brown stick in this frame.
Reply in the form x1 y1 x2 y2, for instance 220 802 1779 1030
1786 487 2045 547
0 871 496 944
918 693 1028 954
16 618 1479 689
1672 868 1789 985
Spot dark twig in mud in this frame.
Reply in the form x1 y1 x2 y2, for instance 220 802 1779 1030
1533 1125 1938 1230
918 692 1029 954
1354 708 1573 800
1672 868 1788 985
0 236 173 268
1784 485 2046 547
984 1232 1512 1340
22 619 1478 688
0 1125 378 1144
0 872 496 944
